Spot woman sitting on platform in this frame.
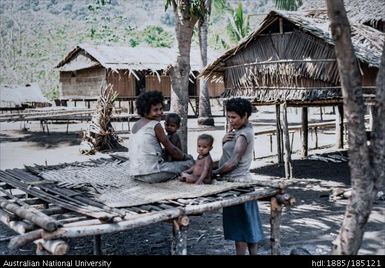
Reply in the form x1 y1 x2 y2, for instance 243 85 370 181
212 97 264 255
128 91 193 183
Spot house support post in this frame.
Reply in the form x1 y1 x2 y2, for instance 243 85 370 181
336 104 344 148
281 103 292 179
301 107 308 158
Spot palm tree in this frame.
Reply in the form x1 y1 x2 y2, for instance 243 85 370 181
197 0 215 126
274 0 302 11
165 0 207 152
226 2 251 44
214 2 251 49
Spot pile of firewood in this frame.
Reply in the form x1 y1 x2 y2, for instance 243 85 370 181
80 84 123 155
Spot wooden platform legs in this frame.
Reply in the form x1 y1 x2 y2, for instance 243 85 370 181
270 194 296 255
94 234 102 255
171 215 189 255
270 197 282 255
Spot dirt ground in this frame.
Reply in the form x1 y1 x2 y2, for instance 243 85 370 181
0 108 384 255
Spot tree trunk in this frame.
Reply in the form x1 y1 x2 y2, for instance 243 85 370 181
169 1 199 153
197 0 214 126
326 0 376 255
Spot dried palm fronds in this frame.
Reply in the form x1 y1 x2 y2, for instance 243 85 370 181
80 84 125 155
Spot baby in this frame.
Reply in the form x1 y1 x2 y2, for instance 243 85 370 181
179 134 214 184
164 113 182 161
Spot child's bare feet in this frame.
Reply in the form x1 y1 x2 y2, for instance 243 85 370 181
178 176 186 182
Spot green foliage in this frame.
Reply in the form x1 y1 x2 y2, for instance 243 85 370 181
165 0 208 21
142 25 174 48
211 2 251 50
226 2 250 43
44 86 60 101
274 0 302 11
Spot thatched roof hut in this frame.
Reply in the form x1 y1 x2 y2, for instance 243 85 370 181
56 45 223 99
200 10 384 177
0 83 50 109
200 10 383 106
300 0 385 32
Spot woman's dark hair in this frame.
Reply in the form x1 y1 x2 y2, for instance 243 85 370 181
136 91 164 116
226 98 252 118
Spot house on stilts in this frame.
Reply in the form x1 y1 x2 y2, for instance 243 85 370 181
55 45 224 113
200 10 384 178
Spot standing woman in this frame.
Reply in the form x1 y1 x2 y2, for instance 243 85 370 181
129 91 193 183
212 98 264 255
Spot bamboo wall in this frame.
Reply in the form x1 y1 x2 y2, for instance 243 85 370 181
60 68 106 98
145 75 171 96
145 74 224 97
195 79 225 97
106 70 136 97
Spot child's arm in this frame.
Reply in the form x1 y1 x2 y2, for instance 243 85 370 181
174 135 182 151
182 165 194 174
195 157 213 185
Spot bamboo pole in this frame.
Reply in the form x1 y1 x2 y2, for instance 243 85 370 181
281 103 292 179
8 229 42 249
9 220 35 234
276 104 283 163
0 200 60 232
184 187 280 215
301 107 308 158
35 239 69 255
270 197 282 255
42 208 183 240
336 104 344 148
94 235 101 255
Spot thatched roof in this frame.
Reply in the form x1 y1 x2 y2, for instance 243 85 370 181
57 44 219 75
300 0 385 26
0 83 49 108
201 10 384 79
199 10 383 104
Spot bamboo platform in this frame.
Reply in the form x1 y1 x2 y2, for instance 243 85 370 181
0 157 293 255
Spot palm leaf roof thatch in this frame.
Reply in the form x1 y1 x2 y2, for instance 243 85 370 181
0 83 49 108
300 0 385 26
201 10 383 79
57 44 219 76
199 10 383 103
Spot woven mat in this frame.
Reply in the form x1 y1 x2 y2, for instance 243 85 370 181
39 160 262 208
98 179 257 207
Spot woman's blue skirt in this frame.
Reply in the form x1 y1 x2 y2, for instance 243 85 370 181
223 200 264 243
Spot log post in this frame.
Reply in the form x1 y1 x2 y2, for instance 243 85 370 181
8 229 42 249
301 107 308 158
276 104 283 163
281 103 292 179
36 242 50 255
36 239 69 255
171 215 189 255
270 197 282 255
335 104 344 148
94 234 101 255
0 200 60 232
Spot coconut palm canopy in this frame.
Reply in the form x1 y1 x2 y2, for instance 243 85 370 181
200 10 384 104
57 44 220 76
